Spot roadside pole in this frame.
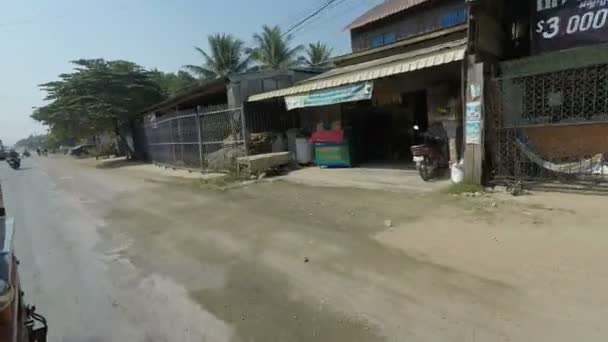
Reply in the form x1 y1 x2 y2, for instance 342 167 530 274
195 106 204 170
240 106 249 156
464 56 484 184
0 183 5 217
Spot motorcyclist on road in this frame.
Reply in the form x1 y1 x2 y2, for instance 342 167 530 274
8 149 19 160
6 150 21 170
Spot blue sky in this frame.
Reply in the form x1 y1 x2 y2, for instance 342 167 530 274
0 0 382 145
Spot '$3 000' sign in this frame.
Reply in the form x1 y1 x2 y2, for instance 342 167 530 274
533 0 608 53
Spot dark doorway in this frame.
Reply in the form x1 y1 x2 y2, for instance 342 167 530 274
346 89 428 165
409 90 429 133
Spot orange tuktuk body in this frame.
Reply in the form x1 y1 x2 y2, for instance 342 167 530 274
0 186 47 342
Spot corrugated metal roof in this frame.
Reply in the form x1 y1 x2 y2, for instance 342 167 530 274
248 39 466 102
346 0 432 31
141 78 227 114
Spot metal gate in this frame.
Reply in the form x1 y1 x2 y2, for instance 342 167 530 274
488 63 608 188
143 105 245 171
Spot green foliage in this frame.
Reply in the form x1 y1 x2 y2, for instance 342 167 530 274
304 42 333 67
251 25 303 70
443 182 484 195
45 131 68 150
32 59 166 144
150 69 199 97
92 143 118 158
15 134 48 149
173 70 200 93
183 33 250 79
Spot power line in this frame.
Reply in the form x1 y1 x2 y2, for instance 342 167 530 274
275 0 329 33
247 0 352 48
288 0 353 38
238 0 346 55
282 0 342 37
293 0 379 47
191 0 371 70
224 0 364 69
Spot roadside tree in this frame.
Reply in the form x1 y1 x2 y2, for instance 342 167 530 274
32 59 165 150
250 25 303 70
303 42 333 67
183 33 250 79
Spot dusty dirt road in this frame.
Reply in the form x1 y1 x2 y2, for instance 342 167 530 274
2 156 608 341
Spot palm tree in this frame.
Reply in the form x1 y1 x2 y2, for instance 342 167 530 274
183 33 249 79
304 42 333 67
251 25 303 70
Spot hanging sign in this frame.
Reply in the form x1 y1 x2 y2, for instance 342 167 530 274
285 82 373 110
533 0 608 54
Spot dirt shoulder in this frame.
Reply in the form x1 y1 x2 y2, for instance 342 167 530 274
45 156 608 341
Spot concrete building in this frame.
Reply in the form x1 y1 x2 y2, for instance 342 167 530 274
137 69 323 169
249 0 469 171
470 0 608 189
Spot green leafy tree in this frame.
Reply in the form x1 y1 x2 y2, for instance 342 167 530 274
304 42 333 67
183 33 250 79
150 70 199 97
15 134 48 149
32 59 166 148
173 71 199 93
251 25 303 70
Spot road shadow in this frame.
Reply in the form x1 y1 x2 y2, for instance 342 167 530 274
1 166 32 171
189 259 385 342
95 158 146 170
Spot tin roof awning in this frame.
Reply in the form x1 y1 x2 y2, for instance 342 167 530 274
248 39 466 103
345 0 431 31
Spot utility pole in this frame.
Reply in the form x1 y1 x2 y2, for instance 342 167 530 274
0 183 5 217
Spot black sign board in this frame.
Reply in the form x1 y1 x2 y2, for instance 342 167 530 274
533 0 608 54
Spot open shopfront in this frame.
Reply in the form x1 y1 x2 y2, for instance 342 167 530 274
247 40 466 168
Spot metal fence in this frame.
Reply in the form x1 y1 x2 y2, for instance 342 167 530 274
143 105 246 171
487 63 608 188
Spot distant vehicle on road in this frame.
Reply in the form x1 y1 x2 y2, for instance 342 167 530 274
0 142 6 161
6 158 20 170
68 144 94 157
6 151 21 170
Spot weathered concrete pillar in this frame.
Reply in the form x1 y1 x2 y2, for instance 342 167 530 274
464 56 484 184
443 118 460 163
427 85 462 164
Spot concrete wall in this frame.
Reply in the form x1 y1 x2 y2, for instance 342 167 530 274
338 30 467 67
373 65 461 123
500 43 608 78
426 83 461 123
525 124 608 159
298 105 342 133
229 71 322 109
350 0 467 52
228 75 294 109
373 63 460 96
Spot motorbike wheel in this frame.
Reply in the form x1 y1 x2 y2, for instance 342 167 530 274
418 158 434 182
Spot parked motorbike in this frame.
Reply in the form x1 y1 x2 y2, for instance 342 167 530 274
410 125 449 181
